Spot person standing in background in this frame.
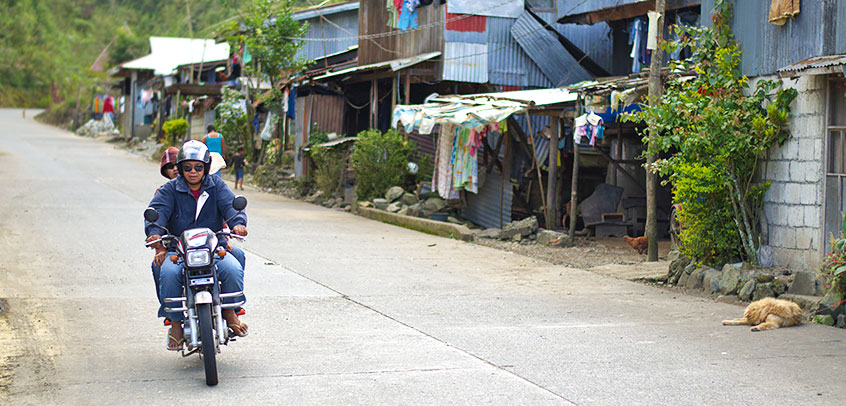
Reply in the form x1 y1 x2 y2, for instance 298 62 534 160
203 125 226 159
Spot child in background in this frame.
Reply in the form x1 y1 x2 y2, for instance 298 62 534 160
231 146 246 190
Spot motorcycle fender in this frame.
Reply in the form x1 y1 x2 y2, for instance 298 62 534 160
194 291 213 304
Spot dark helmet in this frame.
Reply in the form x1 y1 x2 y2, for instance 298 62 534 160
159 147 179 178
177 140 211 178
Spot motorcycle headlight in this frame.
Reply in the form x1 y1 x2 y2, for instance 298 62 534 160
185 249 211 267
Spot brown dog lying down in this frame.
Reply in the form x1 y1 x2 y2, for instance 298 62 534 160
722 297 803 331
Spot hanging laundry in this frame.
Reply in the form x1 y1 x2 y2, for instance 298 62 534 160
768 0 800 26
386 0 400 28
451 126 479 194
629 18 642 73
397 0 419 31
433 123 457 198
287 87 296 120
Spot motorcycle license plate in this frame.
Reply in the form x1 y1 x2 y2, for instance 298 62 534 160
189 277 214 286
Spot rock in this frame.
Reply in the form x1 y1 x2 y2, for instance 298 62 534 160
668 256 692 285
685 267 708 290
719 263 742 295
422 197 446 212
305 190 324 203
479 228 501 239
788 271 817 296
512 233 522 242
372 198 388 210
667 250 681 262
813 315 835 326
406 203 421 217
537 229 566 246
401 193 418 206
386 202 402 213
755 273 775 283
752 283 775 301
359 201 374 208
500 216 539 240
838 314 846 328
447 216 463 225
771 278 788 295
343 205 352 212
386 186 405 202
397 207 409 216
781 293 824 313
683 263 696 275
703 268 722 295
678 272 690 287
739 280 757 301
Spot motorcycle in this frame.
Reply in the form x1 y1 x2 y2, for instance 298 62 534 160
144 195 248 386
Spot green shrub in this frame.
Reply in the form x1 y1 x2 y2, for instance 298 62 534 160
350 129 413 201
310 145 346 196
162 118 188 147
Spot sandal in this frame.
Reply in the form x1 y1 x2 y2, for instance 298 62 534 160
166 329 185 351
227 321 249 337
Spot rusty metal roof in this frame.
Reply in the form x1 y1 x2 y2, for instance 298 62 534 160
777 54 846 78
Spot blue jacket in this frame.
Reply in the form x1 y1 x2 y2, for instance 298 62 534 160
145 174 246 241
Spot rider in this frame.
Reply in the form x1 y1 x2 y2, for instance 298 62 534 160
145 140 249 351
151 147 246 320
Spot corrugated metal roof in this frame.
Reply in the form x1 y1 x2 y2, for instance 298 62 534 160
487 16 552 88
294 6 359 61
312 51 441 81
468 87 577 106
443 42 489 83
292 1 359 20
448 0 524 18
117 37 230 76
777 54 846 77
511 12 593 86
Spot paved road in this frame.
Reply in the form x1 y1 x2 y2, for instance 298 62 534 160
1 109 845 405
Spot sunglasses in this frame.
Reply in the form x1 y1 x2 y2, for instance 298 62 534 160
182 163 205 173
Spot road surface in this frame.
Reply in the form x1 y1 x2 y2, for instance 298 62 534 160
0 109 844 405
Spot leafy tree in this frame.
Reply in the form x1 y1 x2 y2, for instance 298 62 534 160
627 0 797 265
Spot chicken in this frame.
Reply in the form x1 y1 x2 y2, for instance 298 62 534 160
623 235 649 255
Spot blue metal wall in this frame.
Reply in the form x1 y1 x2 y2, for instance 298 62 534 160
701 0 842 77
486 16 553 88
294 8 359 61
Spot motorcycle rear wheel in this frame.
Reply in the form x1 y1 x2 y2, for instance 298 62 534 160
198 303 218 386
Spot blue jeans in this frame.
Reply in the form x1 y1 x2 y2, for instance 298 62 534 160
152 247 246 319
159 251 246 322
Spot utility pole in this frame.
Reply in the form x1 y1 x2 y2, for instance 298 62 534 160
646 0 665 261
186 0 194 83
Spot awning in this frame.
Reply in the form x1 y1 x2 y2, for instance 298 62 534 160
111 37 230 77
393 88 576 132
312 51 441 81
557 0 700 25
777 54 846 78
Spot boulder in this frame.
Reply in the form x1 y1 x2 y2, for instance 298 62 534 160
537 229 566 246
813 315 835 326
667 256 692 284
752 283 775 301
305 190 324 203
397 207 409 216
401 193 419 206
667 250 682 262
719 263 742 295
739 280 757 301
755 273 775 283
406 203 421 217
685 267 708 290
386 202 403 213
771 277 788 295
422 197 446 212
478 228 501 239
838 315 846 329
500 216 539 240
447 216 463 225
386 186 405 202
678 272 690 287
703 268 723 295
372 198 389 210
788 271 818 296
512 233 522 242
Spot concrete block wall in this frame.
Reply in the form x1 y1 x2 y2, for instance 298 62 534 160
757 75 826 270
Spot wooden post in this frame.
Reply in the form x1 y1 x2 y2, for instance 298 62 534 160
569 98 582 244
129 70 137 139
404 71 411 105
370 79 378 129
614 121 623 186
646 0 665 261
546 115 560 229
523 112 546 219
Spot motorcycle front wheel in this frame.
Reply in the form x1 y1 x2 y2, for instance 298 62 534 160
198 303 218 386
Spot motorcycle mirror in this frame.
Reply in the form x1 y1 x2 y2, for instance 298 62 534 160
232 195 247 211
144 207 159 222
